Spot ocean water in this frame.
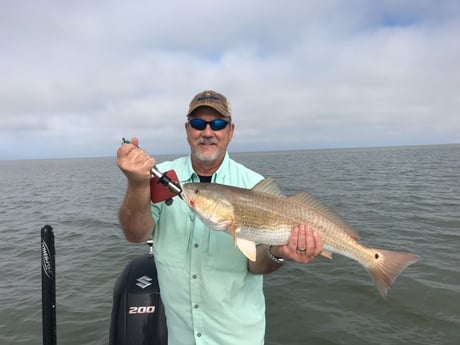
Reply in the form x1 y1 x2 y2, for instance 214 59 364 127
0 144 459 345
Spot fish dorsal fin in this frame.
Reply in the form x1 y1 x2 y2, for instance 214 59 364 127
287 192 360 240
252 178 285 197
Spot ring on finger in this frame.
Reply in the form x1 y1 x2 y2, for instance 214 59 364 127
296 247 306 253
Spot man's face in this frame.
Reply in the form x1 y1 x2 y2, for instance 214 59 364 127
185 106 234 166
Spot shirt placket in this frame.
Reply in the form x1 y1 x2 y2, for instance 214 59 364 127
189 210 205 344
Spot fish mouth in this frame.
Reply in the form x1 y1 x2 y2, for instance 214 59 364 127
181 192 194 208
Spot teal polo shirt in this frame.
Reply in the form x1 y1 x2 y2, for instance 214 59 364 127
151 153 265 345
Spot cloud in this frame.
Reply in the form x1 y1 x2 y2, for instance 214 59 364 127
1 0 459 159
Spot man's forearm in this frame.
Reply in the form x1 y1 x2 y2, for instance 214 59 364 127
248 244 284 274
118 182 154 243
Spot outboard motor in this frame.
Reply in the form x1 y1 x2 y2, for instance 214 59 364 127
109 240 168 345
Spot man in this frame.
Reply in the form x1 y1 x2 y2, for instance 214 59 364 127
117 90 323 345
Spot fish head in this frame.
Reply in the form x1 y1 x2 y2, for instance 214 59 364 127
182 183 234 231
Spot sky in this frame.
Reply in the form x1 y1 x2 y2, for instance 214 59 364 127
1 0 459 160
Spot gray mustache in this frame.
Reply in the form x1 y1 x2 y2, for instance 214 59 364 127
198 138 218 145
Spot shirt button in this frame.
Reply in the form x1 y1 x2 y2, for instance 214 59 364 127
197 333 202 337
194 304 199 309
192 274 197 279
194 243 199 248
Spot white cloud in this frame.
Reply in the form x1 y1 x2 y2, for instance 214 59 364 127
1 0 459 159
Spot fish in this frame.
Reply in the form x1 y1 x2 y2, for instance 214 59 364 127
181 178 420 297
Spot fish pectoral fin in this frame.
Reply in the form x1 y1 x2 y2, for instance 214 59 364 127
320 250 333 260
235 238 257 261
231 223 238 249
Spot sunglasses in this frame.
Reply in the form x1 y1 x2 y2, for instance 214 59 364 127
188 118 230 131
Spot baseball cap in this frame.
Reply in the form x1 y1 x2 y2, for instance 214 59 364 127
187 90 231 118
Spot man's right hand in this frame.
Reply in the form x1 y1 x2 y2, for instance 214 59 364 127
117 137 156 243
117 137 156 185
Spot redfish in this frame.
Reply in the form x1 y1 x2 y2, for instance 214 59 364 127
182 178 420 297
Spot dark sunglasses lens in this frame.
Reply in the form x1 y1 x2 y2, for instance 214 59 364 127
210 119 228 130
189 119 229 131
189 119 207 130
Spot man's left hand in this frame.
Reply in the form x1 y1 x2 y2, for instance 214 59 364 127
271 224 323 263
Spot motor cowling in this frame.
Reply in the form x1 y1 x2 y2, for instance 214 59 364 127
109 251 167 345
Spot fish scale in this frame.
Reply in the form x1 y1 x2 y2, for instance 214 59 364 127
232 189 356 252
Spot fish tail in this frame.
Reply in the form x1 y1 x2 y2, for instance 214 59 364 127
364 248 420 298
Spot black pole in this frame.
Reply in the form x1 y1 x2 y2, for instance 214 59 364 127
41 225 57 345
